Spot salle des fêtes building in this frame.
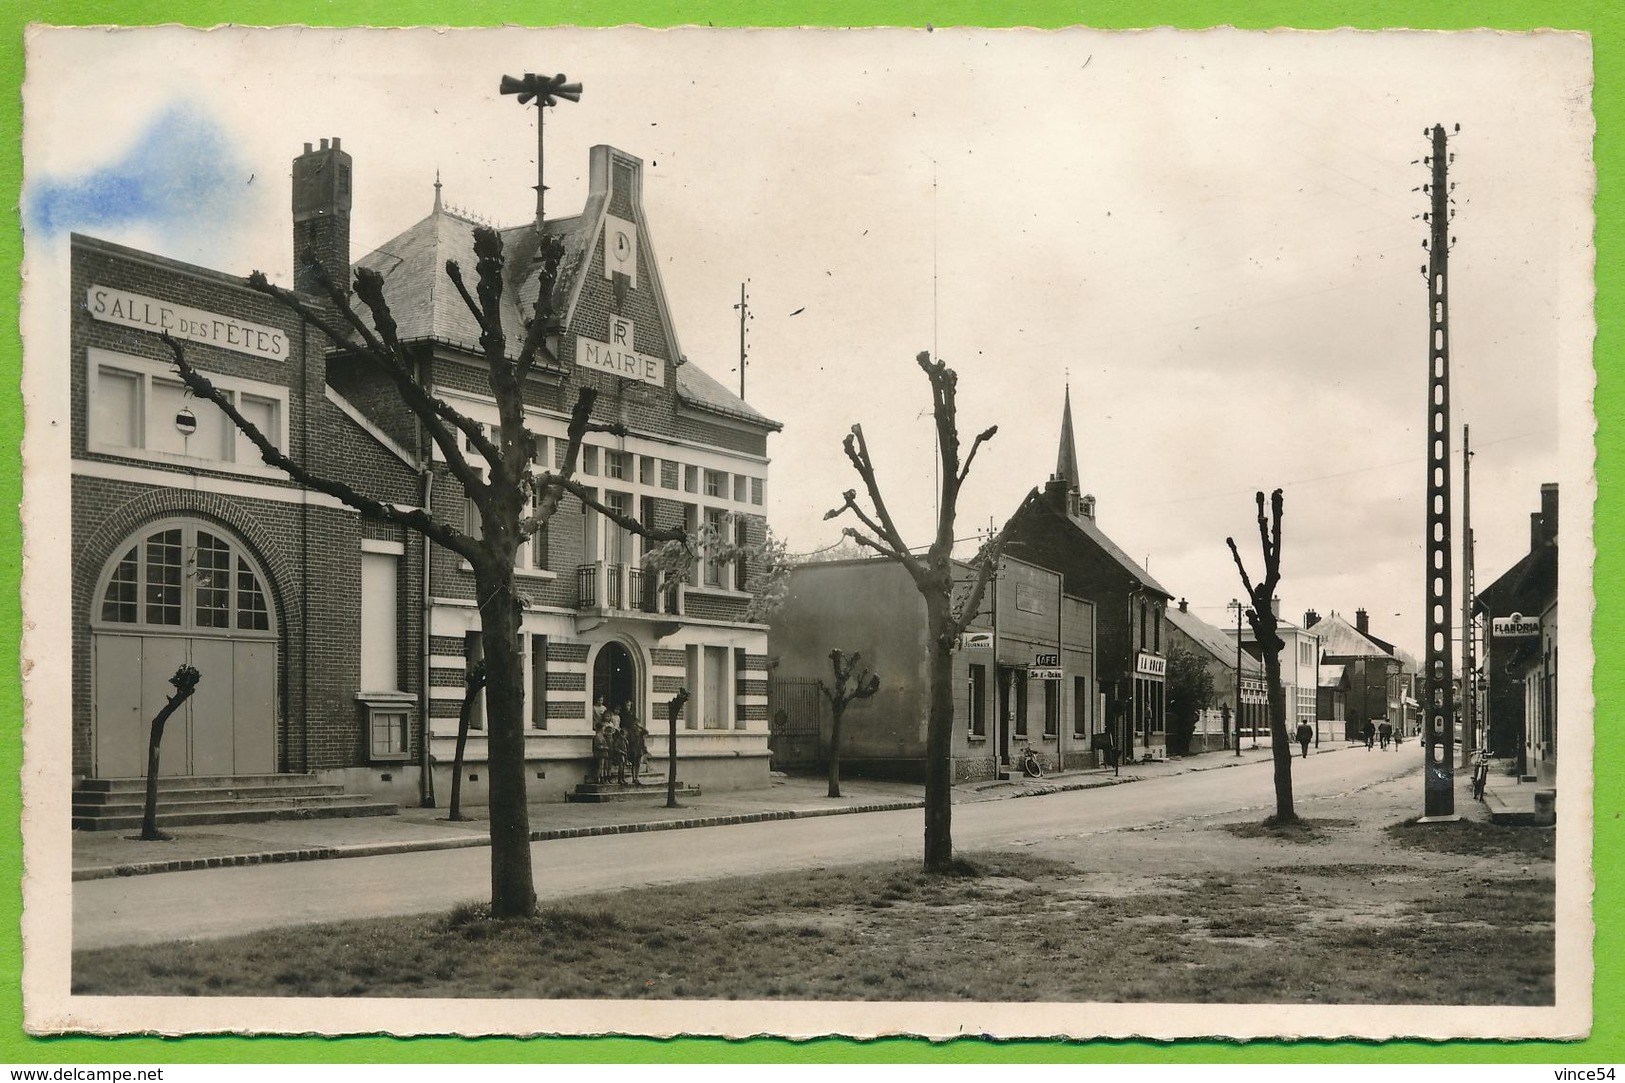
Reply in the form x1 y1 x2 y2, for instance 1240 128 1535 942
70 135 780 816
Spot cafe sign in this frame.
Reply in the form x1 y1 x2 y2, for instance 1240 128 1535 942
86 286 289 362
1491 612 1541 638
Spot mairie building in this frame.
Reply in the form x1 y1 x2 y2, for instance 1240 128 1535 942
69 135 780 823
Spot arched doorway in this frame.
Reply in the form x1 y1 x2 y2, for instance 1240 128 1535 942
90 519 279 778
591 641 639 724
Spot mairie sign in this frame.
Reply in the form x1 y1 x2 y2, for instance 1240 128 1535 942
576 314 663 386
86 286 289 362
1491 612 1541 638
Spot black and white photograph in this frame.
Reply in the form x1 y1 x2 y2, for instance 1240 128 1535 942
19 25 1593 1039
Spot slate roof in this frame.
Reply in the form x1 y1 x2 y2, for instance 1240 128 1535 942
352 189 777 431
1308 612 1393 659
351 207 535 356
1014 489 1171 597
1318 663 1348 689
1166 605 1262 674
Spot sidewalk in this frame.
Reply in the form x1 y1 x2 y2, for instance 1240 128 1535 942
72 740 1357 881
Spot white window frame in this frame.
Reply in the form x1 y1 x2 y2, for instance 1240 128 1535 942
87 348 289 477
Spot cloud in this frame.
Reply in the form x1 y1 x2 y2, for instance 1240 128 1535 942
25 101 254 244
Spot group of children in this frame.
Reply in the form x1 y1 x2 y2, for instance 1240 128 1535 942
591 696 649 785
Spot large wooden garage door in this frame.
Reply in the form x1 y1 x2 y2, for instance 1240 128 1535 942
91 522 278 778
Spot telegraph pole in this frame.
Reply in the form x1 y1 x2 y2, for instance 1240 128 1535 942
1421 123 1458 820
734 281 750 400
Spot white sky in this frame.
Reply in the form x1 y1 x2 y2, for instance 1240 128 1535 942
21 26 1594 660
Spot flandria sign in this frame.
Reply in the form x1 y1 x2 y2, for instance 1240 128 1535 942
1491 612 1541 638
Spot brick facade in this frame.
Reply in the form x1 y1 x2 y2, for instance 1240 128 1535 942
70 139 782 806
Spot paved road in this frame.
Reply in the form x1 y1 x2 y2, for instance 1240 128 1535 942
74 746 1421 950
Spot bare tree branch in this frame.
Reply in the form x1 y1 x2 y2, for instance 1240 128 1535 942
950 526 1009 639
515 235 566 381
956 424 998 488
842 426 914 558
248 268 496 491
550 475 688 544
1226 535 1259 603
838 526 911 564
443 259 498 345
162 333 479 563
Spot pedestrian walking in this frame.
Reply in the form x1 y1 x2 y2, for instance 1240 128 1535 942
1296 721 1313 759
1362 720 1376 750
1378 721 1393 750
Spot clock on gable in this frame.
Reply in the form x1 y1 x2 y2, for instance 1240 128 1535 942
602 214 638 289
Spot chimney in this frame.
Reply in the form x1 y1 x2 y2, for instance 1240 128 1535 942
1303 609 1320 628
1271 596 1280 619
292 136 353 295
1540 482 1559 545
1080 493 1097 521
1356 608 1369 635
1178 598 1188 613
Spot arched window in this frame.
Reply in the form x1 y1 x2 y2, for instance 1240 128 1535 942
96 521 273 634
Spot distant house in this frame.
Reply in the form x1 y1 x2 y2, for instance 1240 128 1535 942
1164 599 1263 753
1003 388 1172 759
1317 664 1350 725
768 555 1096 782
1226 606 1322 742
1301 609 1411 739
1474 483 1558 783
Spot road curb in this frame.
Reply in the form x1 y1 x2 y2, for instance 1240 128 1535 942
71 798 928 882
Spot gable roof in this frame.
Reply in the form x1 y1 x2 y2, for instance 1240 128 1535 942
1475 542 1557 620
1309 612 1393 659
1167 605 1262 674
1010 488 1171 597
350 152 778 432
351 205 539 357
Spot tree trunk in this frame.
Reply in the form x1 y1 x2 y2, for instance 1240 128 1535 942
665 692 686 809
827 705 845 799
923 592 955 871
473 562 535 918
1261 627 1296 822
447 672 483 823
139 688 194 841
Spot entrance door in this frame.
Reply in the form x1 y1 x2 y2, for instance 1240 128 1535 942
996 666 1015 766
90 521 279 778
592 642 638 720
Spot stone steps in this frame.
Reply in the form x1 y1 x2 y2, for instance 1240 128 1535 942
72 773 399 832
567 779 702 803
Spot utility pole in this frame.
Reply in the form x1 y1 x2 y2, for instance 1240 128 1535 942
734 281 749 400
1421 122 1458 820
1230 598 1243 757
1461 423 1476 769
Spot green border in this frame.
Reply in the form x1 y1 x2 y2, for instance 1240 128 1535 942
2 0 1616 1066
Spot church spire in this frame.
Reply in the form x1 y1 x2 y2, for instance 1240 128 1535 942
1055 383 1080 494
1045 383 1093 521
433 170 443 213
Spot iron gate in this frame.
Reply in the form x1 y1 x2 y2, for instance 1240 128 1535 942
768 676 824 770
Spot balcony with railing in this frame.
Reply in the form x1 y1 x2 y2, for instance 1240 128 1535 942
576 562 671 615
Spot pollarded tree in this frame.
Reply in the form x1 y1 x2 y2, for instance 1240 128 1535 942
826 351 1006 871
1226 488 1295 822
820 649 880 798
164 227 685 918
